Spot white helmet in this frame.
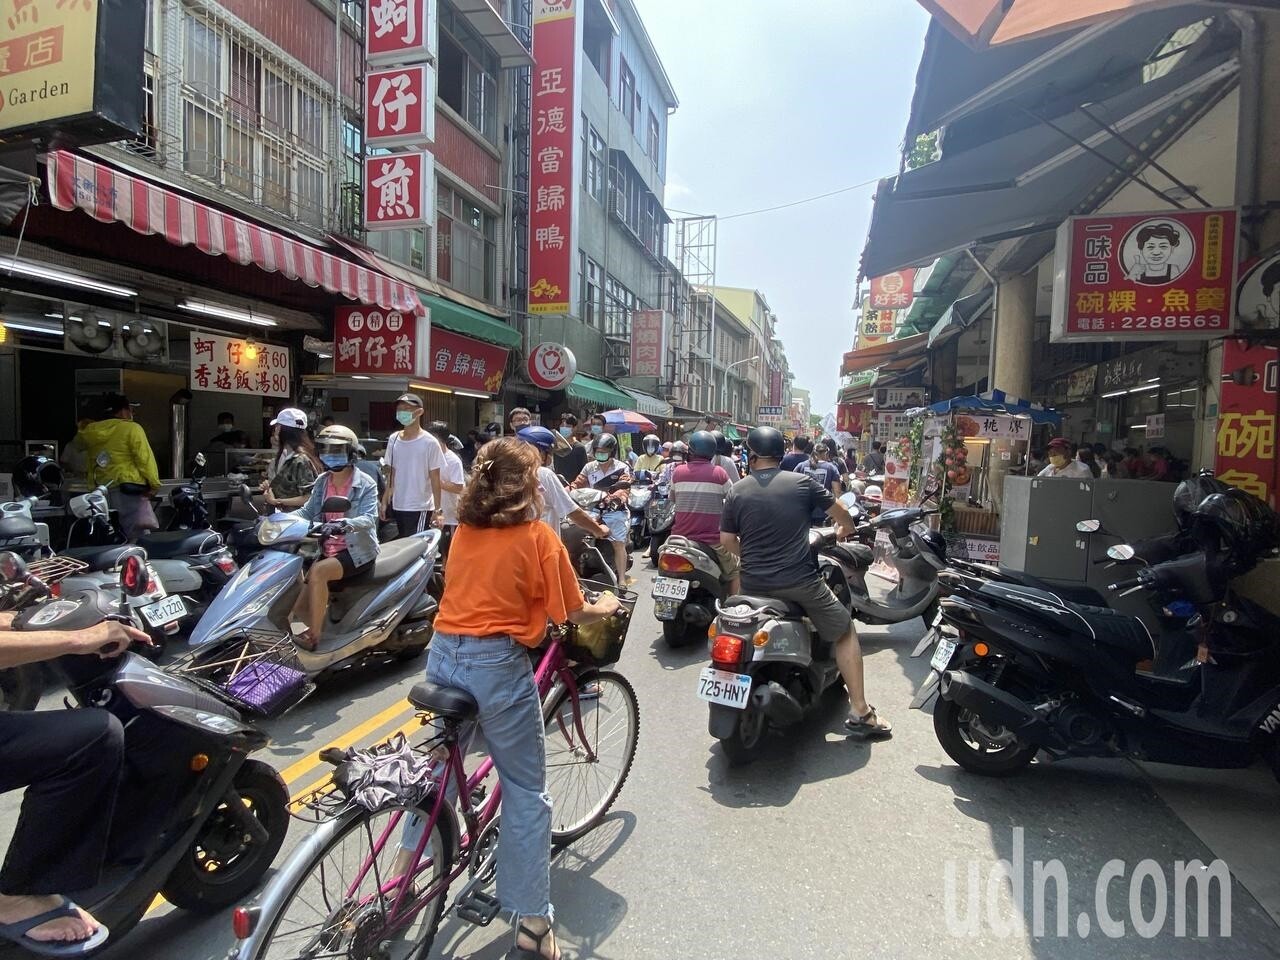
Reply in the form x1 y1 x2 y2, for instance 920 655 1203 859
847 479 867 496
863 484 883 502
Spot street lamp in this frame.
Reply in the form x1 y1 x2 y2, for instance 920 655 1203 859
722 355 759 424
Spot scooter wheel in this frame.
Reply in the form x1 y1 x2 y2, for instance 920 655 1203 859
933 696 1037 777
662 619 702 649
719 700 767 766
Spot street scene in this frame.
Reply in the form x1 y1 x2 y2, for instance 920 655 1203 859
1 0 1280 959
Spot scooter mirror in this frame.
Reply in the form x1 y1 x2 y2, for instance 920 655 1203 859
239 484 256 510
321 496 352 514
1107 544 1136 561
0 551 27 583
1077 519 1102 533
195 452 207 467
120 551 153 596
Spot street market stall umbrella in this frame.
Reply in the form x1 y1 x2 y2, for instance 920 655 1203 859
917 0 1280 48
602 409 658 434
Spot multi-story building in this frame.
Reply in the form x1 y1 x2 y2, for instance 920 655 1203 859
713 286 792 429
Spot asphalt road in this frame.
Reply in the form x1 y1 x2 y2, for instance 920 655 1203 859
5 557 1280 960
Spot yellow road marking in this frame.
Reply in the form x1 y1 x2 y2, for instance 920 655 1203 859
146 699 420 917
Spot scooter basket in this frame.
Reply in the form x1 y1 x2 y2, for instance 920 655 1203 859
563 578 637 667
225 660 309 715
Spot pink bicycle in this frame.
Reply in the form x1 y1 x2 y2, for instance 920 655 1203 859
230 591 639 960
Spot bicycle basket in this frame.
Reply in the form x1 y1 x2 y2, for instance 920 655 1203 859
563 578 637 667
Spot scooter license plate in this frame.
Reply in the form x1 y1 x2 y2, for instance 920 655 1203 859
652 577 689 600
140 594 187 628
930 637 958 672
696 667 752 709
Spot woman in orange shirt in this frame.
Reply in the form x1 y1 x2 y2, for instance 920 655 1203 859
429 437 619 960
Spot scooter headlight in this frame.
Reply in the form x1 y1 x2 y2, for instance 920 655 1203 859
258 517 289 545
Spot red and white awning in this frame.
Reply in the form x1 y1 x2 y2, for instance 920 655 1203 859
47 150 424 316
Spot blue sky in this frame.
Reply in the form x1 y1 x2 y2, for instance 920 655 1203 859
637 0 931 415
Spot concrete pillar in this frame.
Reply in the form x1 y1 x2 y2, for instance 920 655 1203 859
991 271 1037 399
930 336 958 400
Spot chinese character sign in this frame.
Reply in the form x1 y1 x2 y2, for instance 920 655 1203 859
334 306 431 376
189 332 290 398
757 406 785 424
428 329 509 395
528 0 578 316
365 64 434 148
630 309 665 378
873 386 926 410
769 367 783 406
1215 338 1279 506
836 403 865 435
1050 208 1238 341
855 298 897 349
366 0 437 65
869 269 916 310
0 0 102 139
364 151 433 230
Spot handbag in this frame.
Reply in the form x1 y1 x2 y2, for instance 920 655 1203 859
118 482 149 496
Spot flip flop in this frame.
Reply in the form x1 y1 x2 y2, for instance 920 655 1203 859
0 897 110 956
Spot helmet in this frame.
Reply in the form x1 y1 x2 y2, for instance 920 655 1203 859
316 424 359 465
688 430 717 460
711 430 732 456
641 433 661 456
863 484 883 502
745 426 786 461
669 441 689 463
11 456 63 498
1195 489 1280 557
593 433 619 456
847 478 867 496
517 425 558 453
1173 470 1231 530
661 442 673 456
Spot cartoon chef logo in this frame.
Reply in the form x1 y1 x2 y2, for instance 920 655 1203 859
1120 218 1195 286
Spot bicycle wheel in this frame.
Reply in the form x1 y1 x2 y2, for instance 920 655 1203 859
249 803 454 960
543 669 639 844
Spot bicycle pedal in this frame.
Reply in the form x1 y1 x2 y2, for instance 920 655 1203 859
455 890 502 927
469 784 487 806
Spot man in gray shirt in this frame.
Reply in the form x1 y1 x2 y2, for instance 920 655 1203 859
720 427 892 738
862 441 886 475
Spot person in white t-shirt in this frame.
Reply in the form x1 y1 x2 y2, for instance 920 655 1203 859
426 422 467 548
516 426 611 539
382 394 444 538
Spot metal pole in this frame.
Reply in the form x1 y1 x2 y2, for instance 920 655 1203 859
1230 10 1261 256
965 248 999 393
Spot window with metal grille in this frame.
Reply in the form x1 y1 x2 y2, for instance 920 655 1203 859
438 5 499 143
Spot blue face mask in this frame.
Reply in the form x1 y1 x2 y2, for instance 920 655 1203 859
320 454 349 471
559 426 573 438
594 451 610 463
590 425 603 436
396 410 416 427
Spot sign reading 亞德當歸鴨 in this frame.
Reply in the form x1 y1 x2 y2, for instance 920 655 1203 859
189 332 290 397
1050 208 1239 342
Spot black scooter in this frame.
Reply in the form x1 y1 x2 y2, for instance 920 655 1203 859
0 551 289 956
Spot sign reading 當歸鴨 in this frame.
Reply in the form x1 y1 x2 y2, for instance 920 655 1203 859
630 309 666 378
528 0 578 316
0 0 145 148
334 306 432 377
189 332 290 398
428 328 509 395
1050 208 1239 342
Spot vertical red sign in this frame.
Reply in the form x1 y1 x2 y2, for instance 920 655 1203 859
528 0 577 315
365 64 434 147
769 367 783 405
1215 338 1279 506
630 309 665 377
367 0 435 65
364 152 433 230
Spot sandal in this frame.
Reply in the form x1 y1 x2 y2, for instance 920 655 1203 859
292 626 319 652
508 921 562 960
0 897 110 957
844 706 893 739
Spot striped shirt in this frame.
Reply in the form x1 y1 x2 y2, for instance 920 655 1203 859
672 460 733 544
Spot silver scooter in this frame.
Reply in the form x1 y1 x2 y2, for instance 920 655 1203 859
171 494 441 716
653 535 729 648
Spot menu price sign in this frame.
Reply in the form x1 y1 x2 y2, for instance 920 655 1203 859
190 332 290 397
1050 208 1239 342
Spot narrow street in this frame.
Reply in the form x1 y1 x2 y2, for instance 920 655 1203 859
27 561 1269 960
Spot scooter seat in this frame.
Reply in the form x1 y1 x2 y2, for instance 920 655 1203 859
724 594 806 620
821 542 873 569
138 529 223 559
62 544 139 572
408 681 478 720
334 538 428 591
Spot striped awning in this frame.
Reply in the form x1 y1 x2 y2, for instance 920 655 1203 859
47 150 423 316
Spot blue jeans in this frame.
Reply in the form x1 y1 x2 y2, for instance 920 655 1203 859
413 632 553 921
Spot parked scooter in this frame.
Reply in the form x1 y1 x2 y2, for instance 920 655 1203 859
562 488 622 588
0 551 289 956
627 471 655 550
654 536 729 648
172 495 441 716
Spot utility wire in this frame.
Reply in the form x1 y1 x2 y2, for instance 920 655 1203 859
666 174 884 223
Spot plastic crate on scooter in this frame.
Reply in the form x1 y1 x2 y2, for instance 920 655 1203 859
563 578 638 667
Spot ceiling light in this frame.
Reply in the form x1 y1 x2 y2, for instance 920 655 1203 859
2 258 137 297
351 375 370 380
0 318 63 336
453 389 491 399
178 299 278 327
1128 383 1160 394
1101 389 1127 399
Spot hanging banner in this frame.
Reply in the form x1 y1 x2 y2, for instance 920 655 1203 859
1050 208 1239 342
836 403 865 435
429 328 509 395
365 64 435 148
1215 338 1279 506
334 305 431 376
366 0 438 65
869 269 916 310
527 0 578 315
629 309 665 378
189 332 290 397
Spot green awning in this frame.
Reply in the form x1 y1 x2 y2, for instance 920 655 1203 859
421 294 522 348
722 425 742 441
567 373 634 409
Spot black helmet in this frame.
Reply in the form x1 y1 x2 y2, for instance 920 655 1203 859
688 430 717 460
1173 470 1230 531
593 433 619 456
642 433 661 456
746 426 786 461
711 430 732 456
669 441 689 462
12 456 63 498
1195 489 1280 558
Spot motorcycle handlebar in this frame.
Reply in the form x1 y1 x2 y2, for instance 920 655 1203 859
1107 576 1146 592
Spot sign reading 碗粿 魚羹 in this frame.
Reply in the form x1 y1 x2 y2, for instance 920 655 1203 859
1050 209 1239 342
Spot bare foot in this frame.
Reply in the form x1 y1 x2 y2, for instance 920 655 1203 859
0 894 98 944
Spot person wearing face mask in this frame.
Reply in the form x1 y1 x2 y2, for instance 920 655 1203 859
585 413 609 454
207 412 251 450
383 394 445 538
1037 437 1093 479
263 408 321 510
569 433 632 586
287 425 380 650
633 433 665 475
551 413 588 480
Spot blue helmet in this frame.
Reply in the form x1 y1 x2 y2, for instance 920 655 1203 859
688 430 717 460
516 425 558 453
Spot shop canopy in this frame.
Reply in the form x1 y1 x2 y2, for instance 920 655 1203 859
421 294 522 348
623 387 673 419
722 425 742 441
841 332 929 376
567 373 634 410
47 150 423 317
928 290 992 347
925 390 1061 425
860 48 1238 279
